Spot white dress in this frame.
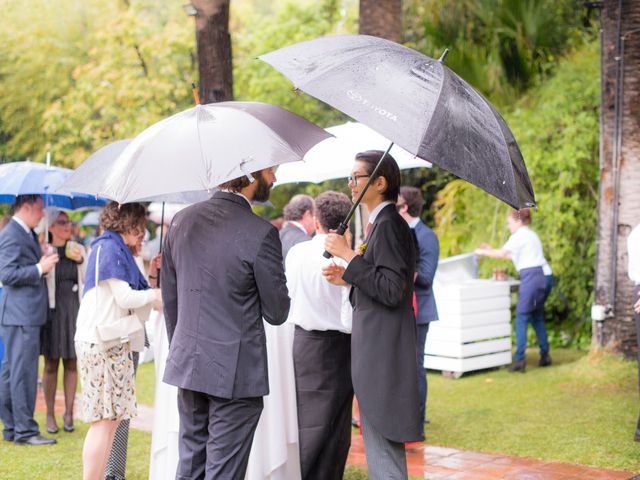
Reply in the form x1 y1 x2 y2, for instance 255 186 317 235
245 320 301 480
148 309 180 480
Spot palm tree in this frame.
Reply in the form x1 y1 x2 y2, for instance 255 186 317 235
191 0 233 103
593 0 640 358
359 0 402 43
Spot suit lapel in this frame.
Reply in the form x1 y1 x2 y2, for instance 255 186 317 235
11 219 39 259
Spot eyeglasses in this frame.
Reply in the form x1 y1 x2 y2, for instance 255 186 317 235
347 174 370 185
54 219 70 226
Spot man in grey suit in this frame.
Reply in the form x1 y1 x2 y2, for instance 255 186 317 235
161 167 291 480
279 194 315 260
0 195 59 445
398 186 439 426
325 151 421 479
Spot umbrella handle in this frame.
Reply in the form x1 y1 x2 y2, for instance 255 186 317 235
322 142 394 259
323 222 348 259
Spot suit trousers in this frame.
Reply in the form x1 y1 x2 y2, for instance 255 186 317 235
360 411 408 480
176 388 263 480
293 326 353 480
0 325 40 441
416 323 430 426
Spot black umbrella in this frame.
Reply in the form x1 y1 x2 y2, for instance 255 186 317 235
260 35 535 211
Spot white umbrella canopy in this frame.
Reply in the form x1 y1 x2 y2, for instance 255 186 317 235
59 102 331 204
274 121 430 186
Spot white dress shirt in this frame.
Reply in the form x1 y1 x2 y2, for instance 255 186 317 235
367 201 393 226
284 220 307 235
12 216 42 277
502 225 549 273
628 224 640 285
285 234 352 333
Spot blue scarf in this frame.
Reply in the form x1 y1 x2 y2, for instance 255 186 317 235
83 230 149 296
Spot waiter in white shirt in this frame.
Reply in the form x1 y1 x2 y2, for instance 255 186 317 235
475 208 552 373
628 223 640 442
286 191 353 480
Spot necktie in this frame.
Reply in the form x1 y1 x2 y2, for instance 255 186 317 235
31 230 41 254
365 222 373 238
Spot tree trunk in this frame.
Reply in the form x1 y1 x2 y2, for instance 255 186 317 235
191 0 233 103
358 0 402 43
593 0 640 358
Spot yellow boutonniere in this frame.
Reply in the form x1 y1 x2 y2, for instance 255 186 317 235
358 243 368 255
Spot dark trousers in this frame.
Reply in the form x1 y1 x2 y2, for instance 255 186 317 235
176 388 263 480
416 323 430 425
293 326 353 480
634 285 640 440
0 325 40 441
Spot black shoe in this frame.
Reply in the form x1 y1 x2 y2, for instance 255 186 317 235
47 426 59 434
509 360 526 373
3 437 13 442
538 354 552 367
63 424 74 433
14 435 57 446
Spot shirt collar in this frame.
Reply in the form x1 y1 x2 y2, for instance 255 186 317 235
12 215 31 234
219 189 251 207
408 217 420 228
287 221 307 235
368 201 393 224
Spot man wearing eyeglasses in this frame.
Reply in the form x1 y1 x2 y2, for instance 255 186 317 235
397 186 439 427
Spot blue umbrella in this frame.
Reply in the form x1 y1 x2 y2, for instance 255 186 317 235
0 161 106 209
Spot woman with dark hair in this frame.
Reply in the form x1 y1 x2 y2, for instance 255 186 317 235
323 151 421 479
75 202 161 480
41 209 86 434
475 208 553 373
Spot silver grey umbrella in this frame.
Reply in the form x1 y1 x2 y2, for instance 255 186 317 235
260 35 535 210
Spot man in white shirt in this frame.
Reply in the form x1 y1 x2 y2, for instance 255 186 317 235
0 195 58 445
628 223 640 442
286 191 353 480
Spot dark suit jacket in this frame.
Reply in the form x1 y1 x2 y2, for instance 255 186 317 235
342 204 422 443
0 219 47 327
413 220 439 324
161 192 290 399
279 222 311 261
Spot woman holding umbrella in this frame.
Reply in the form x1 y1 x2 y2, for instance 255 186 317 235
41 208 86 434
323 150 421 479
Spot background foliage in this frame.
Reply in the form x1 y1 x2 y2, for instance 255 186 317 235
0 0 600 344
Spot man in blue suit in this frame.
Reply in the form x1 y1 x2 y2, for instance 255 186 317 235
0 195 59 445
398 186 439 426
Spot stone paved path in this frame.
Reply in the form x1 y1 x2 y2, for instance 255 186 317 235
37 390 636 479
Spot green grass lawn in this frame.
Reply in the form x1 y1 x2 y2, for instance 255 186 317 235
425 348 640 472
3 348 638 479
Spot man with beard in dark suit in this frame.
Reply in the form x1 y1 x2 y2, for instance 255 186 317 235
279 194 315 261
161 167 291 479
324 151 421 479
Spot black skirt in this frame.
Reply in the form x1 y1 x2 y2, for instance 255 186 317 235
41 247 80 359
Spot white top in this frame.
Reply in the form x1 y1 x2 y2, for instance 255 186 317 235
628 224 640 285
74 278 156 344
285 234 352 333
502 226 550 273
